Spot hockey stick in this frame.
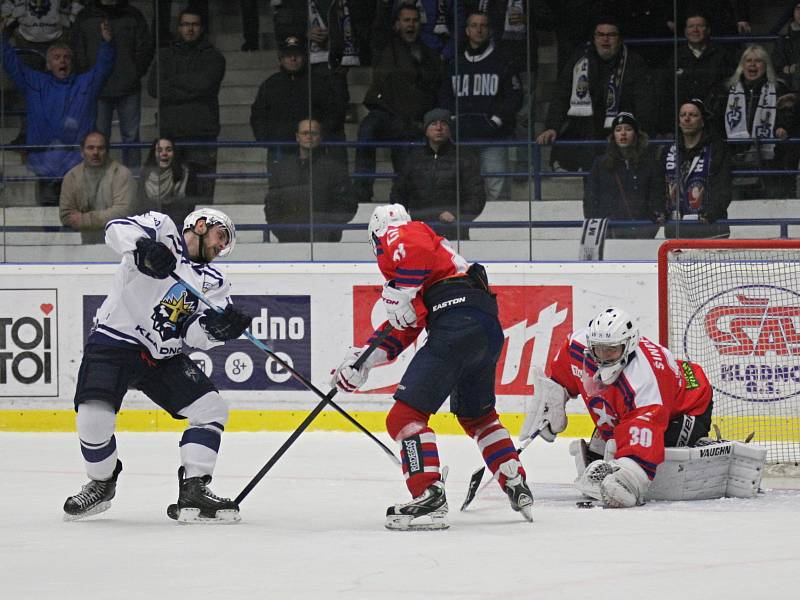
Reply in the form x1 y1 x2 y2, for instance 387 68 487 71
460 426 544 512
233 327 392 504
170 273 400 468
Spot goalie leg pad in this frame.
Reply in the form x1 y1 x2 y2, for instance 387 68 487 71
646 441 767 501
727 442 767 499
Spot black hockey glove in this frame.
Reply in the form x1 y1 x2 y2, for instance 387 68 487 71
134 238 176 279
203 305 252 341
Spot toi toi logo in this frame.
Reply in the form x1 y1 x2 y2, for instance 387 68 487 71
0 295 58 394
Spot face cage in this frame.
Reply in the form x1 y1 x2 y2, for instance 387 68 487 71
587 341 626 368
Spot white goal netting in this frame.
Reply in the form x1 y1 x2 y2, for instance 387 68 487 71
660 241 800 469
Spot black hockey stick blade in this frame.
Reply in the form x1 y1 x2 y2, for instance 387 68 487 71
460 466 486 511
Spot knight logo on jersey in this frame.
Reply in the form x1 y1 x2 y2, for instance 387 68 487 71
151 283 199 342
350 285 572 395
685 286 800 402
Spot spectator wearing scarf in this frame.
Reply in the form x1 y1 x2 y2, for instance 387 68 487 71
537 16 655 173
708 44 792 198
664 99 732 239
137 137 200 228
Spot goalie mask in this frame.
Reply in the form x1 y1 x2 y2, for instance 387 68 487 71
368 204 410 255
183 208 236 261
585 307 639 385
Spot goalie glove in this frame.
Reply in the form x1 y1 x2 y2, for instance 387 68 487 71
202 304 252 341
331 346 389 392
381 281 418 330
520 367 569 442
134 237 176 279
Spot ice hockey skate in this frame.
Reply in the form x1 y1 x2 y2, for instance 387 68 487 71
385 480 449 531
167 467 240 524
63 460 123 521
501 461 533 522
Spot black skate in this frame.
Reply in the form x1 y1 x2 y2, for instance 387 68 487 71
167 467 240 524
504 472 534 523
63 460 123 521
385 480 449 531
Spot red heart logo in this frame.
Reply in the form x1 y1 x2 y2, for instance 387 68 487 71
40 303 54 315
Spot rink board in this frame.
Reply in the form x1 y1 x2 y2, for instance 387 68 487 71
0 261 797 441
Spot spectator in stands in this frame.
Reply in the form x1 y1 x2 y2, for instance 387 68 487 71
664 99 731 239
73 0 153 171
594 1 672 67
264 118 357 243
536 15 655 173
154 0 209 47
147 6 225 206
137 137 200 227
465 1 554 173
59 130 136 244
272 1 374 126
354 2 441 203
375 0 464 63
547 0 598 74
671 1 752 38
585 112 662 239
707 45 792 199
390 108 486 241
249 34 346 164
0 1 83 147
773 2 800 91
660 12 734 135
1 17 114 207
440 10 522 203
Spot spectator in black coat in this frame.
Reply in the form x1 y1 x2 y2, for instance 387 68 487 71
660 12 734 135
773 2 800 91
354 3 441 203
265 118 357 243
73 0 154 170
137 137 200 227
147 6 225 205
586 112 663 239
537 16 655 173
250 34 346 164
664 99 732 239
390 108 486 241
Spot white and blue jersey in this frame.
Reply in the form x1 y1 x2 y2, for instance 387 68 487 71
90 211 230 359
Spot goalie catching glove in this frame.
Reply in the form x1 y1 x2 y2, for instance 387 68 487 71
202 305 252 341
331 346 389 392
576 457 650 508
134 237 176 279
520 367 569 442
381 281 418 330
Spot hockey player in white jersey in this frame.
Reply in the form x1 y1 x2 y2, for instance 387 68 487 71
63 209 252 523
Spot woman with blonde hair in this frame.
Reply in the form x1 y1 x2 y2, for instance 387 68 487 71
709 44 793 197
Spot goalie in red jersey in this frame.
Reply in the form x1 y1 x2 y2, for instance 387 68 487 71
331 204 532 530
520 306 767 508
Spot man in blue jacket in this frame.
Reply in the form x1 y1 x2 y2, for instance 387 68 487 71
1 17 115 206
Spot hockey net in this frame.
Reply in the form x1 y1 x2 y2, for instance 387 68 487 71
659 240 800 475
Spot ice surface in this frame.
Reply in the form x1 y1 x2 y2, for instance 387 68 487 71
2 431 798 599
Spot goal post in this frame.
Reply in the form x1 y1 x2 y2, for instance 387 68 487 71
658 239 800 470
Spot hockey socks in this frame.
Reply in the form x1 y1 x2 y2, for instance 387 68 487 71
387 402 441 497
459 410 526 487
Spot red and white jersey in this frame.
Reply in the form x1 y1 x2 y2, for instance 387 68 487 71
548 328 712 478
371 220 469 357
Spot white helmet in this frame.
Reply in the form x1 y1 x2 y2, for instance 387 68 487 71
368 204 410 254
586 307 639 385
183 208 236 259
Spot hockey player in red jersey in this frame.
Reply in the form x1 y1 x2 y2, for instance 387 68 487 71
331 204 533 530
521 307 714 508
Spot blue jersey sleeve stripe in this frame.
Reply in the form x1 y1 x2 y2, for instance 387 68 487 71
396 267 431 275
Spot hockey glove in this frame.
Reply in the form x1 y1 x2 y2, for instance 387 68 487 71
202 305 252 341
381 282 418 330
331 346 389 392
598 457 650 508
134 237 176 279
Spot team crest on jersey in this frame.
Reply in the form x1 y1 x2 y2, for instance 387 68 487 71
29 1 52 19
587 396 618 437
151 283 199 342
